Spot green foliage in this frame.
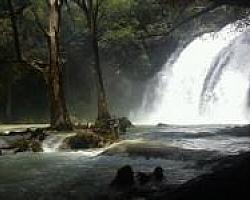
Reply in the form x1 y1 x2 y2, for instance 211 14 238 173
30 141 43 152
11 139 29 152
0 0 250 121
64 132 103 149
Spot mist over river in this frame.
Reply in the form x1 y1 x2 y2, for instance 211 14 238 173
1 124 250 200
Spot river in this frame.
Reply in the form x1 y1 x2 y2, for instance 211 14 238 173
0 124 250 200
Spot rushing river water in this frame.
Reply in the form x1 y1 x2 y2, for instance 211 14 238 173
1 125 250 200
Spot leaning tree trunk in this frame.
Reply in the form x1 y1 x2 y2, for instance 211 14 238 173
91 33 111 121
48 0 72 130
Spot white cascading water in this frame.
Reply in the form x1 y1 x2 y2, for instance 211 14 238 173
42 132 76 152
132 22 250 125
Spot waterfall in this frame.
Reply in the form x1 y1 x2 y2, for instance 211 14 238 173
132 22 250 125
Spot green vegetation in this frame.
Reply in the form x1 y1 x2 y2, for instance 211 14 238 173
0 0 250 128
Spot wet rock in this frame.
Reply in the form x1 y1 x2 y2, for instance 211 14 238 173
111 165 135 188
108 166 169 200
136 167 164 185
119 117 133 133
12 139 30 153
10 137 43 153
61 133 104 150
153 166 164 182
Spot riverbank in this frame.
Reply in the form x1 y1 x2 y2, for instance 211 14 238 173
0 127 117 155
0 118 132 154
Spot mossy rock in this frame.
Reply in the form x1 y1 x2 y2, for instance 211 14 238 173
119 117 133 133
12 139 30 153
11 139 43 153
62 133 104 150
31 141 43 152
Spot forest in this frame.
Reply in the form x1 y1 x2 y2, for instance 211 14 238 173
0 0 249 128
1 0 250 200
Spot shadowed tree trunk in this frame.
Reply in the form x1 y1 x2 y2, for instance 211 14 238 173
74 0 111 122
91 29 110 121
7 0 72 130
5 77 12 122
47 0 72 130
7 0 22 61
6 0 19 122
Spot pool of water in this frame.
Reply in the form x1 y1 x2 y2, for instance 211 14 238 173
0 125 250 200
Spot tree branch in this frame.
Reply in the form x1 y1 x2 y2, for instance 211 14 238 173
21 57 49 74
0 58 49 75
31 9 49 38
0 4 29 19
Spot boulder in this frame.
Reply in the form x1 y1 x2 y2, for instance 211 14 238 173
136 166 164 185
61 133 104 150
153 166 164 182
111 165 135 188
118 117 133 133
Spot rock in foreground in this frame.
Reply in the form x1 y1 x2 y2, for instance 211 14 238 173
60 131 117 150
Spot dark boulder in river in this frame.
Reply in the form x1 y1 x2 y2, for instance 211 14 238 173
60 131 116 150
136 167 164 185
111 165 135 188
153 166 164 182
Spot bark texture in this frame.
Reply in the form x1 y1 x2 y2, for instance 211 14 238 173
48 0 72 130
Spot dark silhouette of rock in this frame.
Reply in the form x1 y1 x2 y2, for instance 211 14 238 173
111 165 135 188
156 152 250 200
63 133 102 149
153 166 164 182
136 167 164 185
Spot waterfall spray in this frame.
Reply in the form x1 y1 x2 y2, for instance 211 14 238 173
132 22 250 125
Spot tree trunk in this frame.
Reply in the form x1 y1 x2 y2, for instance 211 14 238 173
5 78 12 122
7 0 22 61
91 33 111 121
48 0 72 130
